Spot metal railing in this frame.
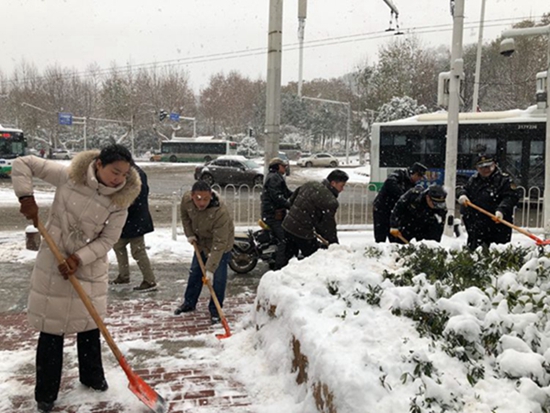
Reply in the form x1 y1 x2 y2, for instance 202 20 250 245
170 183 546 239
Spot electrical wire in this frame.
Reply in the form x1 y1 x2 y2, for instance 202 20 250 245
1 15 545 87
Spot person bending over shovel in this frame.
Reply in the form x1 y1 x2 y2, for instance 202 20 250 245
175 180 234 324
457 154 520 250
12 144 140 413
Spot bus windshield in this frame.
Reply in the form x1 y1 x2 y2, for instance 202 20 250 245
159 138 238 163
0 127 26 159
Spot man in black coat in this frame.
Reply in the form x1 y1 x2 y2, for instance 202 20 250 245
390 184 447 243
281 169 349 266
261 157 293 269
111 164 157 291
457 154 520 250
373 162 427 242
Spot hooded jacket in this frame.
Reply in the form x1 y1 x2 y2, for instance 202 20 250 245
180 190 234 273
12 152 140 335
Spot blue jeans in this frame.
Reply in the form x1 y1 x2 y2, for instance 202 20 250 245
183 251 230 317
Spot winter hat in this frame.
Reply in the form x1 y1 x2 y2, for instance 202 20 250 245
475 154 495 168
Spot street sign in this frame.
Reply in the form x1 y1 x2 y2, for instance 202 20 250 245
58 113 73 126
170 112 180 122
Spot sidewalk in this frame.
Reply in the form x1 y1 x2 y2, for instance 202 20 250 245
1 294 257 413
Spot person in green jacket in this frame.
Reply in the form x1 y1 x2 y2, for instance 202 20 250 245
175 180 235 324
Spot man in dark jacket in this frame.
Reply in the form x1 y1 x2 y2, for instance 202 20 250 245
457 154 520 250
111 164 157 291
373 162 427 242
281 169 349 266
390 184 447 243
261 157 293 269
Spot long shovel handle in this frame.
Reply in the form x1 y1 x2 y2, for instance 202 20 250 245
191 242 232 339
36 220 168 413
36 220 124 361
464 200 549 245
395 232 410 244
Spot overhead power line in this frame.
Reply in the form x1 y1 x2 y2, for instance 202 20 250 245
1 15 545 87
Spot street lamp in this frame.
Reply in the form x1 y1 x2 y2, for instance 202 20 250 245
500 24 550 236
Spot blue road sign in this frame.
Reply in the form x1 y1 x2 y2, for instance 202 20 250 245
170 112 180 122
58 113 73 126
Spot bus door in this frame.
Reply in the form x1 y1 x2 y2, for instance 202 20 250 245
502 128 544 190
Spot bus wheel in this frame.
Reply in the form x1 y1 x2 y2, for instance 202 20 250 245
306 161 312 167
204 156 212 162
253 175 263 187
169 155 178 162
201 173 214 185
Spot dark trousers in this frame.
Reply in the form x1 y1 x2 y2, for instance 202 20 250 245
281 230 319 267
373 207 391 243
183 251 230 317
264 217 286 270
35 329 105 404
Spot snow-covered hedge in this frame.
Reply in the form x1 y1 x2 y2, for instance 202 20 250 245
253 241 550 413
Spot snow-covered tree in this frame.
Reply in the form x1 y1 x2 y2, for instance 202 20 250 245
375 96 427 123
237 136 259 157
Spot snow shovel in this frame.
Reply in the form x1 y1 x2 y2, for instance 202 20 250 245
390 228 409 244
36 220 168 413
464 200 550 246
191 242 232 339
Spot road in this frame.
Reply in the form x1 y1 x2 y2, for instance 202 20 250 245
0 161 372 230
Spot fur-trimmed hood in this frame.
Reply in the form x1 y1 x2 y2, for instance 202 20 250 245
69 150 141 209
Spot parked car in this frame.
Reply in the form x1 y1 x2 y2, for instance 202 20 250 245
51 149 73 160
194 155 264 187
0 158 12 177
297 153 339 168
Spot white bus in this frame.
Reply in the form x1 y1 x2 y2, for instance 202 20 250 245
156 137 238 163
370 105 546 193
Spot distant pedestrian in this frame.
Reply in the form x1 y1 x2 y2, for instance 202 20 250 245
261 157 293 270
111 164 157 291
281 169 349 266
12 144 140 413
373 162 427 242
390 184 447 243
175 181 234 324
39 148 45 158
457 154 520 250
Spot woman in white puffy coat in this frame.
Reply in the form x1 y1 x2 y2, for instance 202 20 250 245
12 144 140 413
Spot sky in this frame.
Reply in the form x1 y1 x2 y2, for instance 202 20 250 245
1 212 549 411
1 0 549 93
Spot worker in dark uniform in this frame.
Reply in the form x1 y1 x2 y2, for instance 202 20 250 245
389 184 447 243
373 162 427 242
457 154 520 250
261 157 293 270
281 169 349 265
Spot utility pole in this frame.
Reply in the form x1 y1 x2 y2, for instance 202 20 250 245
265 0 283 174
472 0 487 112
297 0 307 97
443 0 465 237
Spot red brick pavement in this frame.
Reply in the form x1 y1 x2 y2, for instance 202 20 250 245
0 294 257 413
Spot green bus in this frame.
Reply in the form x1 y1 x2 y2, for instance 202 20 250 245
0 125 26 177
157 137 238 163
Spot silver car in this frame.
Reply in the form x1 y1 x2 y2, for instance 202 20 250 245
194 155 264 187
297 153 339 168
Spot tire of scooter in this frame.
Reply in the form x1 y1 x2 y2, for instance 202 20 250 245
229 247 259 274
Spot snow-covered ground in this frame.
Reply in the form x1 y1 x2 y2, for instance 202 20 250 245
2 222 550 412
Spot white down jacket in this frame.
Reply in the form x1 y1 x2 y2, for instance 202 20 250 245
12 151 140 335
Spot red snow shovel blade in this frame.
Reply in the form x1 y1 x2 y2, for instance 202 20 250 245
121 358 168 413
215 318 232 339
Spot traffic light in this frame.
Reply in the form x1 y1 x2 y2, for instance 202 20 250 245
159 109 168 121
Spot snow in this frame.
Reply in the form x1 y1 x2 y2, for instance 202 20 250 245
3 225 550 412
